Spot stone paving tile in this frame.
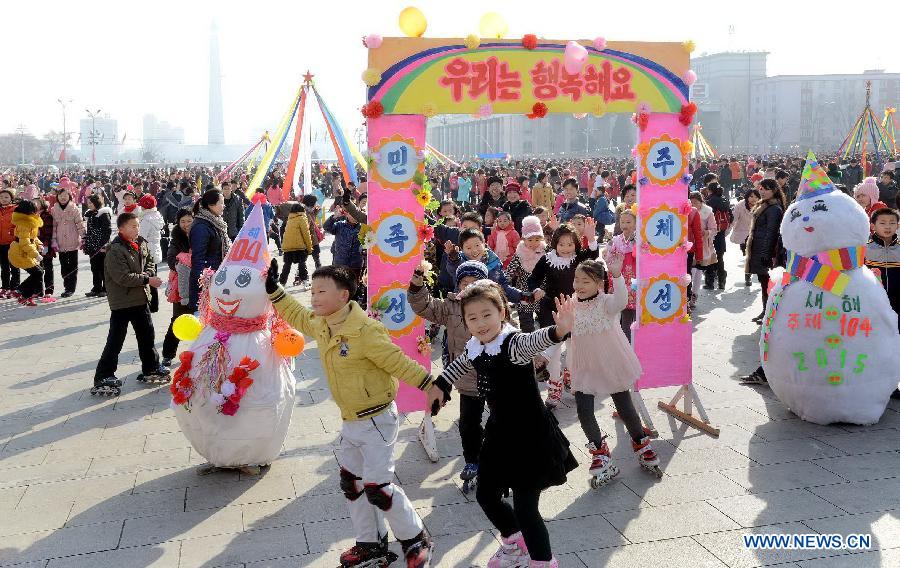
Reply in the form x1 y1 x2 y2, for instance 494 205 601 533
603 501 741 543
800 509 900 552
806 478 900 515
811 429 900 455
119 507 244 547
45 541 181 568
65 487 186 527
794 547 900 568
717 461 848 493
185 473 296 511
811 451 900 482
621 470 749 507
545 513 628 553
176 525 310 567
0 520 123 566
731 438 848 466
578 536 728 568
706 488 847 528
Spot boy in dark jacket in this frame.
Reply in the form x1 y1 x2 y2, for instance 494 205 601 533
92 212 168 394
866 208 900 399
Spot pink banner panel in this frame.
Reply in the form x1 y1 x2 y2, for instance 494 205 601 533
366 114 430 412
632 113 692 390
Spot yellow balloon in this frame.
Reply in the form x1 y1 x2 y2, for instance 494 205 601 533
173 314 203 342
399 7 427 38
478 12 508 39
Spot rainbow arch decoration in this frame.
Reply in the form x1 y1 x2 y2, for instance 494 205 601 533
367 39 690 116
365 29 704 437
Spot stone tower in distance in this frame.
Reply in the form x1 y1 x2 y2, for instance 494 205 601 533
208 20 225 145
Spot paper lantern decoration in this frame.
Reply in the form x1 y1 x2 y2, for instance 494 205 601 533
399 7 427 37
172 314 202 341
478 12 508 39
273 328 305 357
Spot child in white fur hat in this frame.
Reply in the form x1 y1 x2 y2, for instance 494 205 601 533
505 215 546 332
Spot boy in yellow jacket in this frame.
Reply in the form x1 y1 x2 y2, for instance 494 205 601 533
265 260 443 568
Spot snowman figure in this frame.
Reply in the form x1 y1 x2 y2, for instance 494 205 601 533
761 151 900 425
172 205 296 474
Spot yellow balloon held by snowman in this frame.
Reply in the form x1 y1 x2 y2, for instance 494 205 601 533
172 314 202 341
399 7 427 37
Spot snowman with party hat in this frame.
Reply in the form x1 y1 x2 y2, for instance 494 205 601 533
760 151 900 425
172 205 301 475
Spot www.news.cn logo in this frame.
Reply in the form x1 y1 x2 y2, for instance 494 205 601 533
743 533 872 550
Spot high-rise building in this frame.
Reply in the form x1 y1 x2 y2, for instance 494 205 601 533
79 115 119 164
208 20 225 145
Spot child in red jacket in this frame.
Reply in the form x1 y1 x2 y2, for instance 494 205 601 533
487 211 520 268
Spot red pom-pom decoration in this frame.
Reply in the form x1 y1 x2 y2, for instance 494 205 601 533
632 111 649 131
679 102 697 126
361 100 384 119
527 102 548 119
522 34 538 50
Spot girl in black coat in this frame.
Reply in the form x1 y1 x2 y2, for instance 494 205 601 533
83 195 113 296
745 179 786 322
188 190 231 310
434 281 577 567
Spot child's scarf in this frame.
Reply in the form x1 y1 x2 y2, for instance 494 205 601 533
785 245 865 296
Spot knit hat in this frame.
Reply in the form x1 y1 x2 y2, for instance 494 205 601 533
456 260 489 284
504 182 521 195
138 194 157 210
520 215 543 239
853 177 880 204
750 173 763 182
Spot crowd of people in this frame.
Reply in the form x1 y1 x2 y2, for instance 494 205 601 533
1 150 898 567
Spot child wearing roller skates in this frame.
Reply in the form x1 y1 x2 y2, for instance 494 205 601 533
92 212 169 395
432 281 578 568
527 220 599 409
408 259 490 494
569 257 661 486
266 261 440 568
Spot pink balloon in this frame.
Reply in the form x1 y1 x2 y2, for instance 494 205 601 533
365 33 383 49
564 41 588 74
683 69 697 86
592 36 607 50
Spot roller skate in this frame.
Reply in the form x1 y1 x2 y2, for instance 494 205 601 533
633 436 663 478
487 531 529 568
544 377 562 410
90 377 122 396
136 367 171 384
338 535 398 567
18 295 38 307
586 439 619 489
460 462 478 494
402 529 433 568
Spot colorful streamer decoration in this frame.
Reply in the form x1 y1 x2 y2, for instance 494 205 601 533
689 124 717 159
282 89 309 200
247 86 304 195
217 132 269 183
312 86 360 187
837 81 893 170
425 144 461 168
882 107 897 155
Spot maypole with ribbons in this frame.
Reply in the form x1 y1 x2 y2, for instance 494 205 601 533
882 107 897 156
837 82 893 174
689 123 717 159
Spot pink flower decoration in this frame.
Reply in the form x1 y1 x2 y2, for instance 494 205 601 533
593 37 607 50
683 69 697 86
637 101 652 115
364 34 383 49
221 400 239 416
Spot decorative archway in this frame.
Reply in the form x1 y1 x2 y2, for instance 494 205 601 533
363 31 714 437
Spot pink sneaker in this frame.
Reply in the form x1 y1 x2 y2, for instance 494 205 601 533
488 531 529 568
529 558 559 568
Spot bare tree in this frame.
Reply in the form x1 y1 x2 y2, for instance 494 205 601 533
723 99 745 152
764 117 785 152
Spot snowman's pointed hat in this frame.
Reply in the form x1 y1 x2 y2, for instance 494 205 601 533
222 203 271 271
796 150 837 201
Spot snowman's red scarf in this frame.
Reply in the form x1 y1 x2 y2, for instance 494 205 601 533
207 310 269 333
762 244 865 362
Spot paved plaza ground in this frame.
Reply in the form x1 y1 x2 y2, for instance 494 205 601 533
0 234 898 568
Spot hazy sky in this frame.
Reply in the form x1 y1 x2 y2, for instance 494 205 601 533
3 0 896 147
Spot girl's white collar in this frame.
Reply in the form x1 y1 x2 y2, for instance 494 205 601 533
545 250 577 269
466 323 516 359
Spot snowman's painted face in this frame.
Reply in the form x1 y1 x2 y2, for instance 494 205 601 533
780 191 870 257
209 264 268 318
